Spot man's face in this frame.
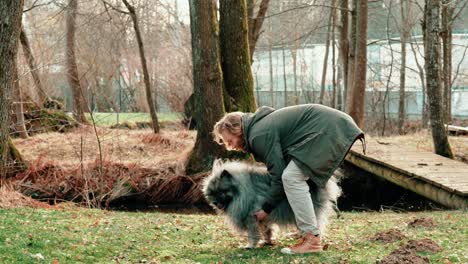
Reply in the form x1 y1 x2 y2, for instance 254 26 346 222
220 130 245 152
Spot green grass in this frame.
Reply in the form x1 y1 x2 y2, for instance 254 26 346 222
0 208 466 263
85 112 182 126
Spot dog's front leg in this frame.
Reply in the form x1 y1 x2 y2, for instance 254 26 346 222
259 222 278 246
244 217 261 249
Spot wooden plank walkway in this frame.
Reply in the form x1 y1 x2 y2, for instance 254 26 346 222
345 138 468 209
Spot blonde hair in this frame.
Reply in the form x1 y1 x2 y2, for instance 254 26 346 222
212 112 244 145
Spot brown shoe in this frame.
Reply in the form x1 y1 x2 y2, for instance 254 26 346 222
281 233 322 254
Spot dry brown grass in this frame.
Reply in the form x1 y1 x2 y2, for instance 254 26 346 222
7 126 467 208
9 126 203 207
0 185 51 209
12 126 195 169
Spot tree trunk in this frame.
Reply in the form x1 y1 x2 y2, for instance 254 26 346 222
345 0 357 113
441 0 452 122
319 2 335 105
337 52 343 110
421 13 429 128
247 0 270 59
0 0 24 180
349 0 367 128
12 54 28 139
282 46 288 107
424 0 453 158
66 0 88 124
339 0 349 111
331 1 338 109
122 0 160 133
398 1 409 135
291 49 298 104
219 0 256 113
382 1 395 136
186 0 226 174
268 20 275 107
7 137 27 178
20 27 49 105
410 36 428 128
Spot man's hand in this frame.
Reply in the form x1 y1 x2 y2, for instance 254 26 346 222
254 210 268 222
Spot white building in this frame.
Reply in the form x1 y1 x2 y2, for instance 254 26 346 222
252 34 468 118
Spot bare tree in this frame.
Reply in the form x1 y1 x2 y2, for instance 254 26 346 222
0 0 24 180
268 19 275 107
247 0 271 58
12 54 28 139
410 35 428 127
345 0 357 113
424 0 453 158
441 0 467 122
282 46 288 106
66 0 88 123
186 0 226 174
20 27 50 106
398 0 411 135
331 1 338 109
319 0 336 105
339 0 349 111
219 0 257 112
348 0 367 128
122 0 160 133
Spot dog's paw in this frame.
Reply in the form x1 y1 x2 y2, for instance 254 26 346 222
242 244 256 250
258 240 278 247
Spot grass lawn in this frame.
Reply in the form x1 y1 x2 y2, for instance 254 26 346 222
0 207 466 263
86 112 182 126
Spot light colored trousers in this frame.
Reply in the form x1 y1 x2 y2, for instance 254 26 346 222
282 160 320 236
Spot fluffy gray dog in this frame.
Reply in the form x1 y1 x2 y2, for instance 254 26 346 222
202 160 342 249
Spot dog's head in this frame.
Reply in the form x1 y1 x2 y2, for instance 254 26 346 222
203 168 239 211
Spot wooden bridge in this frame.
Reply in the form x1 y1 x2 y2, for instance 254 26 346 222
345 138 468 209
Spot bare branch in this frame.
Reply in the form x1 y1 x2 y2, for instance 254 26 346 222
101 0 129 15
451 0 468 21
451 44 468 87
23 0 55 13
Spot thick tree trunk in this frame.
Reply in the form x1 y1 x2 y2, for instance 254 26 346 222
349 0 367 128
345 0 357 113
398 1 409 135
186 0 226 174
20 27 49 105
319 2 335 105
219 0 256 113
339 0 349 111
424 0 453 158
0 0 24 180
247 0 270 59
12 55 28 139
122 0 160 133
7 137 26 177
66 0 88 124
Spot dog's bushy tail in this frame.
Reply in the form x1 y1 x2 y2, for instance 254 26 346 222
313 175 342 236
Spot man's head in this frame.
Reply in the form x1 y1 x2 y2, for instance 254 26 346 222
213 112 245 152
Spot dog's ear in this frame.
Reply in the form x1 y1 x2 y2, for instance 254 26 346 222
220 169 232 179
213 159 223 170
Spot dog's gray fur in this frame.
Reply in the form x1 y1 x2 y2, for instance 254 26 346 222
202 160 342 248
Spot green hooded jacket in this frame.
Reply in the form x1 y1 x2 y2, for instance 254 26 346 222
241 104 364 213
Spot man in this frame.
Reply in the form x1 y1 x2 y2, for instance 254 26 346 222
212 104 364 254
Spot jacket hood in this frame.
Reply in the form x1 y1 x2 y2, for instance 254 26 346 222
242 106 275 152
